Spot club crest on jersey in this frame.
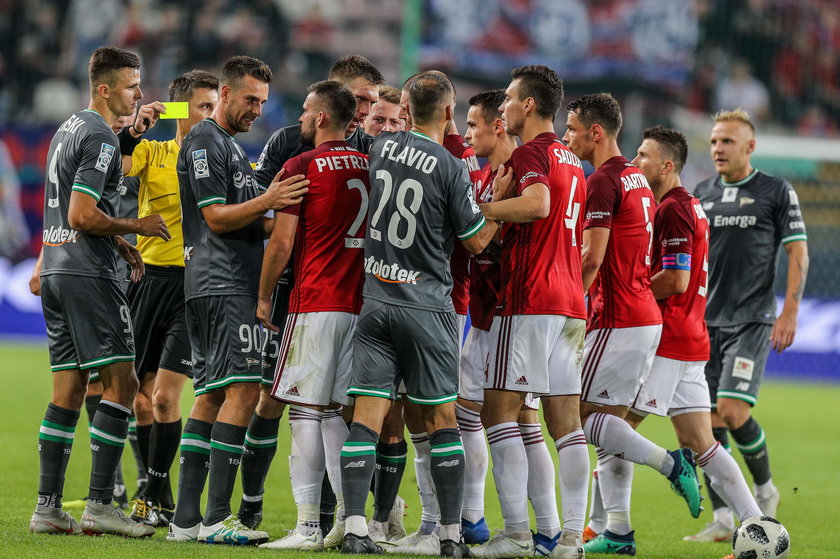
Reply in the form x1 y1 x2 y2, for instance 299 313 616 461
192 149 209 179
95 143 115 173
721 186 738 203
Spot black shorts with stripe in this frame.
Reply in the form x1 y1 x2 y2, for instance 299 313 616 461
349 299 459 405
41 274 135 372
127 264 192 378
186 295 262 396
705 322 772 407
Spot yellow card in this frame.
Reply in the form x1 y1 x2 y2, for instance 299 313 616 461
159 102 189 119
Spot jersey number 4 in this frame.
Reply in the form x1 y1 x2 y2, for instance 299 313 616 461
369 169 424 250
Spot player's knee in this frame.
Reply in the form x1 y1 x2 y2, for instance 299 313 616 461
152 389 179 417
716 400 750 429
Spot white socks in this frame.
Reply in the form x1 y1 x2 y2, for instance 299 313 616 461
487 422 529 539
288 406 324 535
321 408 348 519
520 423 560 537
456 404 487 524
410 432 441 525
584 412 673 475
697 442 762 521
554 429 590 535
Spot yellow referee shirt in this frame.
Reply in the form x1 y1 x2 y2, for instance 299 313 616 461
127 139 183 267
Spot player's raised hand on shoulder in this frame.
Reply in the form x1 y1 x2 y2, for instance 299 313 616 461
257 297 278 332
491 164 515 202
132 101 167 134
137 214 171 241
770 308 797 353
116 236 145 282
264 168 309 210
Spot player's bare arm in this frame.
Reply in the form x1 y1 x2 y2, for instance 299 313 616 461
200 169 308 235
28 247 44 296
581 226 610 290
115 235 145 282
256 212 298 332
67 190 171 240
481 182 550 223
461 218 499 255
771 240 809 353
650 268 690 299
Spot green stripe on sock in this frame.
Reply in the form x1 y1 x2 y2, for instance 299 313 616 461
429 448 464 457
210 440 244 454
376 453 407 463
736 430 766 453
341 450 376 457
39 433 74 444
42 420 75 433
89 431 125 448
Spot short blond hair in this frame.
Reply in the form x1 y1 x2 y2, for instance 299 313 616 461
713 108 755 135
377 85 401 105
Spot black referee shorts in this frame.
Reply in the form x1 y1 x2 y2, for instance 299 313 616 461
127 264 192 378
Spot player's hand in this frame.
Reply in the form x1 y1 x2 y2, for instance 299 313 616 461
491 164 515 202
264 169 309 210
29 270 41 296
770 308 797 353
116 236 145 282
132 101 167 134
137 214 171 241
257 297 277 332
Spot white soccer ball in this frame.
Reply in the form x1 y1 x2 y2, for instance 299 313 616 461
732 516 790 559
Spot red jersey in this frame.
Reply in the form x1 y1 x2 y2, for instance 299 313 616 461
652 187 710 361
500 132 587 318
443 134 482 315
468 163 502 331
583 156 661 330
280 141 369 314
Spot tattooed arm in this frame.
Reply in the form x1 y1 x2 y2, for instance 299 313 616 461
771 240 809 353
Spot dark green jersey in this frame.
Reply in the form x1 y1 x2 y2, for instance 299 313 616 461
41 109 122 280
178 119 264 301
695 169 807 326
363 131 485 312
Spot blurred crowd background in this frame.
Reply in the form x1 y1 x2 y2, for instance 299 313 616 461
0 0 838 375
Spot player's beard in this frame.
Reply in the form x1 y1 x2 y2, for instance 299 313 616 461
300 118 316 145
225 106 254 133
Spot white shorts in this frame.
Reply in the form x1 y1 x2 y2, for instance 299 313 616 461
631 356 711 417
523 393 540 410
487 314 586 396
459 326 492 403
271 311 357 406
581 325 662 407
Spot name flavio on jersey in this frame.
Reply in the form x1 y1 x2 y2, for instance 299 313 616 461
379 139 438 174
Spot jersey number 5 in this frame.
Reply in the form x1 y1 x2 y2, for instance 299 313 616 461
369 169 424 250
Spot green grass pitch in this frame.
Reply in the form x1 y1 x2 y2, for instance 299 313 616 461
1 341 838 558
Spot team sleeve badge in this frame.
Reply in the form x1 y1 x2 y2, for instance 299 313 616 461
192 149 210 179
95 143 115 173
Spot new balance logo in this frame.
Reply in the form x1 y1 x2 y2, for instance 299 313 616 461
645 399 657 407
344 460 366 468
284 386 300 397
514 376 528 386
597 390 609 399
437 459 460 467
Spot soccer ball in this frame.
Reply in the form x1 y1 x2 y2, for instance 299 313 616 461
732 516 790 559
